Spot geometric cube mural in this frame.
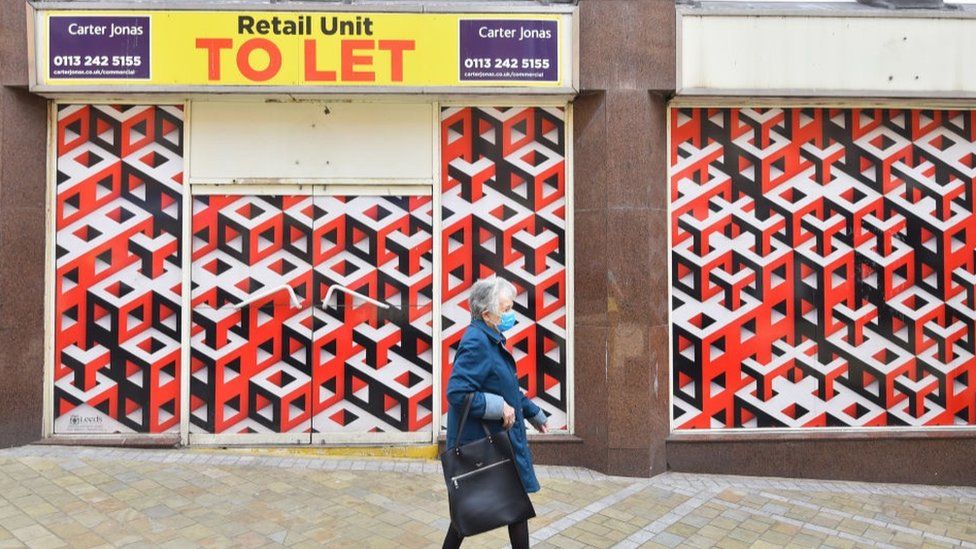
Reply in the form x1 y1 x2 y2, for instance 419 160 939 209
441 107 568 430
51 102 569 439
190 194 433 435
671 107 976 429
54 105 184 434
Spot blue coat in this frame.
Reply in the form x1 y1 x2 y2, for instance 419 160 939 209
445 318 548 493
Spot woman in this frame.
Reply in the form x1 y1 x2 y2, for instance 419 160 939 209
443 276 549 549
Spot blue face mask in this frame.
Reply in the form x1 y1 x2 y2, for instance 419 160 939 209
497 310 517 332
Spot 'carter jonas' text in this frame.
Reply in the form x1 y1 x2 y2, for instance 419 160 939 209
66 22 144 38
478 24 552 41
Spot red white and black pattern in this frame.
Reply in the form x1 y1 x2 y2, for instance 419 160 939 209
54 105 184 434
190 195 433 434
441 107 568 430
671 108 976 429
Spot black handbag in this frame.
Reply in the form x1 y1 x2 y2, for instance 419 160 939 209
440 392 536 537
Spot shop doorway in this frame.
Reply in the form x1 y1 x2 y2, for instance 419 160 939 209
188 189 433 444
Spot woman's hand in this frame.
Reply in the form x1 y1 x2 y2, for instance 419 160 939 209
537 423 549 434
502 403 516 428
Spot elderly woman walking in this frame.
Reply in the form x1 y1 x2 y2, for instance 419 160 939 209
443 276 549 549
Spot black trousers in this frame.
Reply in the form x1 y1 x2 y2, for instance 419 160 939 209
442 520 529 549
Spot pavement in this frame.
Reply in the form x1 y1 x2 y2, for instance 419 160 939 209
0 445 974 548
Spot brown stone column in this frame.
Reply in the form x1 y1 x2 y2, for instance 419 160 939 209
531 0 675 477
0 0 47 447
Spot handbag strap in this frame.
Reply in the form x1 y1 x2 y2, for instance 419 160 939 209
454 392 495 452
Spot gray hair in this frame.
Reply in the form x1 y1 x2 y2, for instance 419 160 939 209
468 277 517 320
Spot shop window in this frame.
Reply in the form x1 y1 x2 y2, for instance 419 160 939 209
440 106 569 431
53 104 184 434
670 107 976 430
